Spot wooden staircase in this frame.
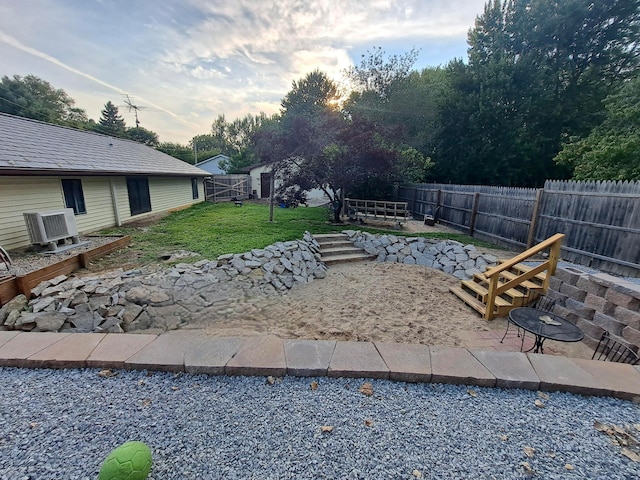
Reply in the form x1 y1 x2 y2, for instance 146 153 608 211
450 233 565 320
314 233 376 266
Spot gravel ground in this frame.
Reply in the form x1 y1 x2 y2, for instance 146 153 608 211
2 237 123 276
0 368 638 480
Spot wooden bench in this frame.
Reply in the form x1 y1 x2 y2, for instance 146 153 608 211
344 198 410 228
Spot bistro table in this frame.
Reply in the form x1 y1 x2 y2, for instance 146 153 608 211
508 307 584 354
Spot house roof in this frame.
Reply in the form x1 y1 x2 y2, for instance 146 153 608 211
0 113 209 177
195 154 228 175
194 154 230 167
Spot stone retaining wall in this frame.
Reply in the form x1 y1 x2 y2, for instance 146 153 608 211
0 232 326 334
344 230 498 280
548 267 640 351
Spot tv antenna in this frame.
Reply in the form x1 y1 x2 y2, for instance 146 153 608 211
121 94 145 128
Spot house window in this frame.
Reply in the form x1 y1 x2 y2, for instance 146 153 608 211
126 177 151 216
61 179 86 214
191 178 199 199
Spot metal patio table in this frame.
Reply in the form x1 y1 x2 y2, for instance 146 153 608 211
508 307 584 354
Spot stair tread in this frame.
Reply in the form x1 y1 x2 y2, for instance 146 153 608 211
323 253 375 265
476 271 544 289
320 248 365 257
449 286 486 315
319 242 354 249
462 280 527 300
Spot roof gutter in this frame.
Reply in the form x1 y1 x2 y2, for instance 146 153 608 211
0 169 210 177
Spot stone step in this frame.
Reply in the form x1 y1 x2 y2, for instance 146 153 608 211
313 233 348 244
320 246 364 257
318 241 353 250
322 253 376 266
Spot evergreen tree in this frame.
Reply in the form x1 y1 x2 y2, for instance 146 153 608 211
97 101 126 137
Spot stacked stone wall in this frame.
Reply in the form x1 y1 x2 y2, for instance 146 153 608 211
548 267 640 351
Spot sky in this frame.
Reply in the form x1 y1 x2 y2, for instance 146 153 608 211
0 0 488 144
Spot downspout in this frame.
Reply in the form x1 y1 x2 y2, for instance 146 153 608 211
109 178 122 227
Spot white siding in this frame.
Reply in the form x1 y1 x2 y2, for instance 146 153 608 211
249 165 330 204
149 177 201 212
0 176 65 249
1 175 204 250
69 177 116 234
116 176 203 224
250 165 272 199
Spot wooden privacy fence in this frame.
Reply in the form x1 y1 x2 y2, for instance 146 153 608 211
204 175 251 202
397 180 640 277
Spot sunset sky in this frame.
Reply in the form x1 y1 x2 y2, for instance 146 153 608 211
0 0 488 143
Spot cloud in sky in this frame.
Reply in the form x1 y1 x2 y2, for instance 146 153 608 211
0 0 487 144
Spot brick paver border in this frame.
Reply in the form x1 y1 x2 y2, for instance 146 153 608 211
0 331 639 402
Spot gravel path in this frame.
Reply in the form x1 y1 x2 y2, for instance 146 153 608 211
1 368 638 479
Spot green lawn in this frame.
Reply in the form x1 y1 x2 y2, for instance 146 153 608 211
102 202 489 263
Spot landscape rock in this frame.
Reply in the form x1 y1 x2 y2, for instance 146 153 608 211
34 312 67 332
0 294 28 324
344 230 499 280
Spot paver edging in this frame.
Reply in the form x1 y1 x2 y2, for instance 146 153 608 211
0 332 635 401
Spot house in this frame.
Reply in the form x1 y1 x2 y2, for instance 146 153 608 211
242 162 331 206
194 154 229 175
0 113 209 250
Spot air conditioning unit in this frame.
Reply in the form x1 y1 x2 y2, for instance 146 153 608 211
23 209 79 250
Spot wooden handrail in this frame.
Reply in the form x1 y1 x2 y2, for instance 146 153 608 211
484 233 564 320
484 233 565 279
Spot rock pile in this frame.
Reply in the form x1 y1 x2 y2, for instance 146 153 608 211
0 232 326 334
344 230 499 279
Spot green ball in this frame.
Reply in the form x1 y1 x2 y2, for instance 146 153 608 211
98 441 152 480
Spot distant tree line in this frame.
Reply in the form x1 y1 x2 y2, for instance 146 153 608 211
0 76 159 146
1 0 638 198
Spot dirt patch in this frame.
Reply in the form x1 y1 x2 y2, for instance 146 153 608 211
196 260 593 359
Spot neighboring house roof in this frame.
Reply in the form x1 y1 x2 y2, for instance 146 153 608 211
0 112 209 177
195 154 229 175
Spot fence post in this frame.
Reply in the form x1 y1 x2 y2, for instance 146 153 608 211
411 187 418 218
469 192 480 236
436 189 442 221
527 188 544 248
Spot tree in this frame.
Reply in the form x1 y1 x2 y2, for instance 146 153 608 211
345 46 420 100
431 0 639 186
258 70 428 221
281 69 340 117
127 126 159 146
96 101 126 137
555 78 640 180
0 74 88 126
193 112 274 172
156 142 194 164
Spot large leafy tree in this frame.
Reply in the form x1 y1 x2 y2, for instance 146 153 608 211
0 74 89 127
555 78 640 180
194 113 273 172
96 101 127 137
432 0 640 186
156 142 194 164
258 70 425 221
127 126 159 146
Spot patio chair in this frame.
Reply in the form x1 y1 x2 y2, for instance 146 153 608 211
591 331 640 365
0 245 11 268
500 294 556 344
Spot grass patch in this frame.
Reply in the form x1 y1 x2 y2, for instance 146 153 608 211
101 202 492 263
